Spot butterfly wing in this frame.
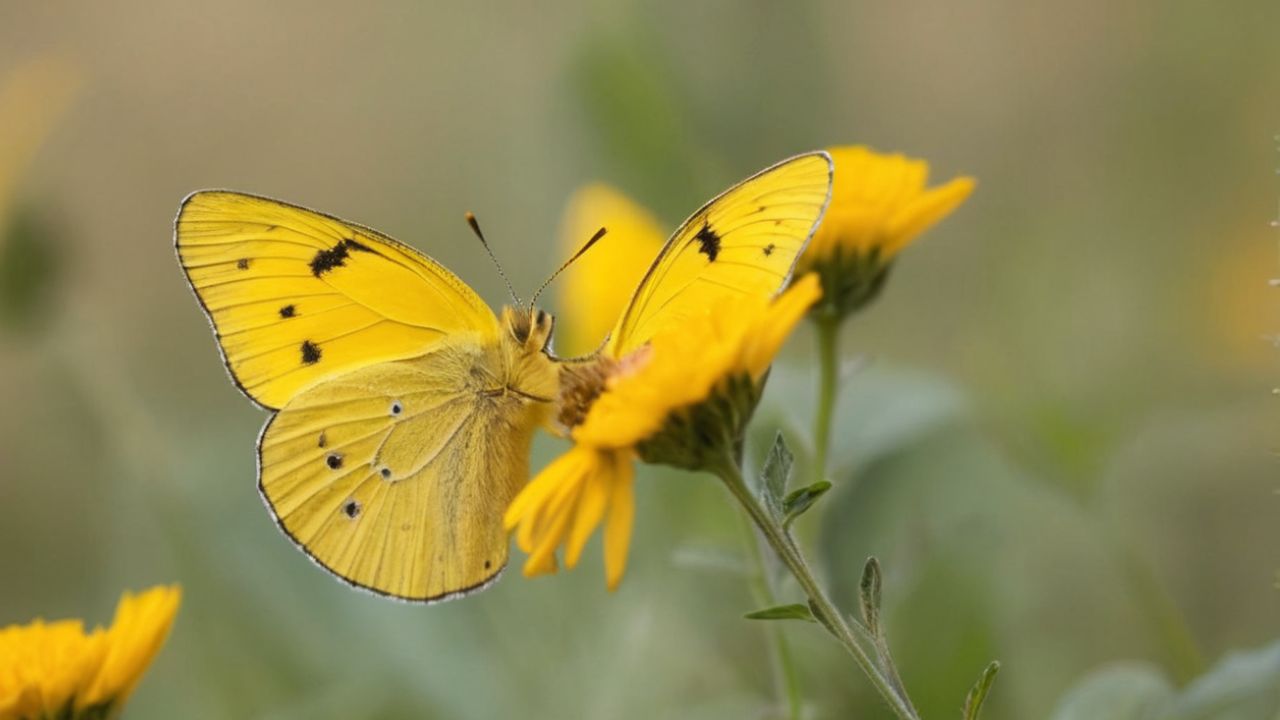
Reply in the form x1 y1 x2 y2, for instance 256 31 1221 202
175 190 499 409
176 191 544 601
258 342 551 602
606 152 833 355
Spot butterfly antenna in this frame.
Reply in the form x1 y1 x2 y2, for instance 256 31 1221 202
465 212 521 306
529 226 608 308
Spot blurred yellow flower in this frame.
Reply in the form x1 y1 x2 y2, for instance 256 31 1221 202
0 55 80 226
799 145 974 319
506 275 822 589
554 183 666 358
0 585 181 720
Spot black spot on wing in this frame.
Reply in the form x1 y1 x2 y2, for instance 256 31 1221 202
343 500 361 518
484 560 492 570
300 340 322 364
318 432 327 448
236 258 251 270
310 238 373 277
279 304 296 318
693 221 720 262
326 453 343 470
763 243 776 257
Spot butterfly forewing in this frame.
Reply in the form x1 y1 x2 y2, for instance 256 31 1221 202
176 191 499 409
607 152 833 355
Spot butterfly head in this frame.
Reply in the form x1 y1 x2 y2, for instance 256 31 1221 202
502 305 555 353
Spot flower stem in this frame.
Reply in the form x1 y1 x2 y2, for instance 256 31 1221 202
812 314 840 485
715 458 921 720
735 509 805 719
1102 516 1205 683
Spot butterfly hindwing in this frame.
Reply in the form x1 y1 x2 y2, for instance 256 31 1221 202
607 152 833 355
258 341 551 602
176 191 499 409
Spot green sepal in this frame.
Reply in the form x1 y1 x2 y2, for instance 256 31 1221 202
808 245 893 323
636 374 760 472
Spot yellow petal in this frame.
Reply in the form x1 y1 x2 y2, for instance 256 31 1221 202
507 449 578 533
531 466 589 550
81 585 181 709
603 456 636 591
744 274 822 377
0 618 108 719
563 451 612 568
518 458 585 559
883 176 976 258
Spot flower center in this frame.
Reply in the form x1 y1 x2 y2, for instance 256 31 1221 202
556 357 616 430
555 347 653 432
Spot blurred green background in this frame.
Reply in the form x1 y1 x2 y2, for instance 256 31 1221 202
2 2 1278 718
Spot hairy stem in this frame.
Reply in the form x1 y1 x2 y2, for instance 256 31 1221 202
812 315 840 486
715 458 921 720
736 511 805 719
1106 519 1204 683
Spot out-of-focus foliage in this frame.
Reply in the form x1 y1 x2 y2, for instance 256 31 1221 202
1 2 1277 718
1051 639 1280 720
0 204 64 333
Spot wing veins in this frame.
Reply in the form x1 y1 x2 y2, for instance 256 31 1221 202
218 301 360 338
235 318 389 365
207 291 338 312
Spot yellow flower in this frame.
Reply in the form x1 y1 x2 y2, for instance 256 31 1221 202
554 183 667 358
506 275 822 589
0 585 181 720
0 621 107 720
0 55 80 228
799 145 974 319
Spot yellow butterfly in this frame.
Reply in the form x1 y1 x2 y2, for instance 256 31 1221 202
175 151 832 602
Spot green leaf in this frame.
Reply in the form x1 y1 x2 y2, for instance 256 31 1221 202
859 556 883 635
754 364 964 481
962 661 1000 720
760 431 794 517
1167 639 1280 719
1049 639 1280 720
782 480 831 527
1049 663 1173 720
744 603 816 623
